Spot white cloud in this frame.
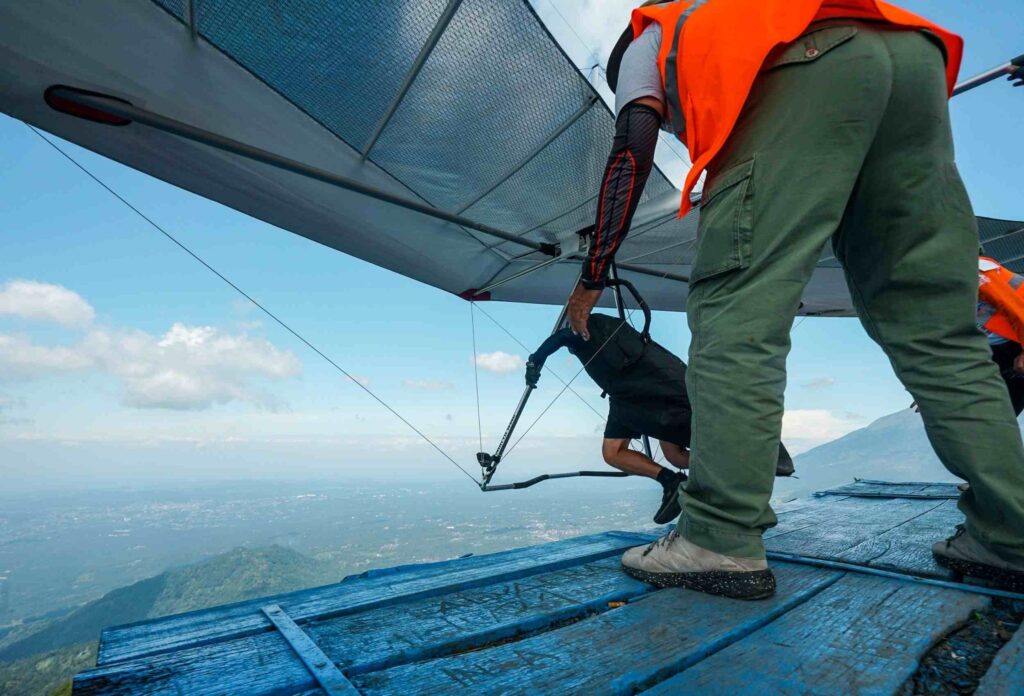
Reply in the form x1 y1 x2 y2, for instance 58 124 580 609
0 280 96 328
801 377 836 390
473 351 525 375
782 409 867 453
0 334 92 378
350 375 370 387
0 322 301 411
403 379 454 391
534 0 637 66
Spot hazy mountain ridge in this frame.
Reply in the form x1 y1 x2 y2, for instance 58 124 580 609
0 407 991 694
784 407 961 499
0 546 336 695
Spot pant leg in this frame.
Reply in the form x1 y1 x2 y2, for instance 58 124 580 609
681 24 893 558
991 341 1024 416
834 28 1024 565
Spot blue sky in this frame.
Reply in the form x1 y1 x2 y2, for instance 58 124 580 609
1 0 1021 491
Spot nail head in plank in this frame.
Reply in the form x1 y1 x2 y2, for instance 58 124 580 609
261 604 358 696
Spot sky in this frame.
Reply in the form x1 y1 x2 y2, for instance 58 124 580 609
1 0 1021 492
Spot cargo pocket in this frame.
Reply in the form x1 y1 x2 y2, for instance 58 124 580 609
764 24 858 71
690 157 755 285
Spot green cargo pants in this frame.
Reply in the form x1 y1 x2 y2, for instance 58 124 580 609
681 21 1024 564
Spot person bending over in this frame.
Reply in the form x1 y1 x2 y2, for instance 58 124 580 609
977 255 1024 415
526 312 795 525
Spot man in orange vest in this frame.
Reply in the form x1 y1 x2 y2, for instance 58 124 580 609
568 0 1024 598
977 255 1024 414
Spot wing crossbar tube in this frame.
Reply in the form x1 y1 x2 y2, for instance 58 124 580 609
43 86 558 256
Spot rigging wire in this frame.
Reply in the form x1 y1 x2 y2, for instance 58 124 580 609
501 316 633 461
469 303 484 452
27 124 480 487
470 301 607 423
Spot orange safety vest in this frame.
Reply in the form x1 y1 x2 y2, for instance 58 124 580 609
630 0 964 216
978 257 1024 344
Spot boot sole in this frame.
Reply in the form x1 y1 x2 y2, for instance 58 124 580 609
621 564 776 600
934 555 1024 593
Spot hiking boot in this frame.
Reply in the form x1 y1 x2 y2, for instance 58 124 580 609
932 525 1024 592
621 530 776 600
775 449 795 477
653 472 684 525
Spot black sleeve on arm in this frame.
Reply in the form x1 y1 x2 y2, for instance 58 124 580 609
581 102 661 290
529 329 576 368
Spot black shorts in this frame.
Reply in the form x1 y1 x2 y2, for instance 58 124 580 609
603 397 692 448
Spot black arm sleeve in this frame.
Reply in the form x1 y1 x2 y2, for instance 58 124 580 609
529 329 576 368
526 329 577 386
581 102 661 290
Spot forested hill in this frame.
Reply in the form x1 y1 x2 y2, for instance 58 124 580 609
0 546 337 695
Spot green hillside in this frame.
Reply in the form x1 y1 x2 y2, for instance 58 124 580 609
0 546 338 695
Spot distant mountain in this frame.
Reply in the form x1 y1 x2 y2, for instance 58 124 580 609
0 546 337 695
782 407 961 499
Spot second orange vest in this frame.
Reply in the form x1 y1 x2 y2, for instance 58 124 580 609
630 0 964 216
979 257 1024 344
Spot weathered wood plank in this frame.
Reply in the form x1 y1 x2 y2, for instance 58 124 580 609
351 562 842 695
97 530 656 666
643 573 988 695
766 496 951 564
76 558 654 694
261 604 359 696
816 481 961 499
977 621 1024 696
836 499 961 577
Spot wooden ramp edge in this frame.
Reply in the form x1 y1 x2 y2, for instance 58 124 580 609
73 481 1024 695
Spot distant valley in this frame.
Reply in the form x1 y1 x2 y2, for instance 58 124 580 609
0 405 994 694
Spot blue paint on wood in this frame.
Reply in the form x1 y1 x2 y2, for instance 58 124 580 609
765 493 963 579
643 572 988 695
75 558 653 695
261 604 358 696
351 563 841 695
97 530 657 666
74 481 1019 696
977 620 1024 696
816 481 961 499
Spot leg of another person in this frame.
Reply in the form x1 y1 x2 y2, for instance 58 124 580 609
834 29 1024 566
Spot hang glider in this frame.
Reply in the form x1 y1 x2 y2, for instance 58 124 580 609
6 0 1015 318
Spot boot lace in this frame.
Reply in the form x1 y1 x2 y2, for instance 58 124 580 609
642 530 678 557
944 524 966 548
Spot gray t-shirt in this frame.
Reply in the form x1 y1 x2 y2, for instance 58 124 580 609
613 23 666 119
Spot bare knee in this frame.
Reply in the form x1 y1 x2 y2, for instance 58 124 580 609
602 439 629 466
660 441 690 469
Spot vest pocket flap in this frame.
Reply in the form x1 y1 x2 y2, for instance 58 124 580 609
766 25 858 70
691 157 755 285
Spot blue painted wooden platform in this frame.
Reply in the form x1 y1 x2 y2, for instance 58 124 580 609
72 480 1024 695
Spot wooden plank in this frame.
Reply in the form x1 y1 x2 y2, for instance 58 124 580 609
836 499 961 577
816 481 960 499
351 562 842 695
765 496 951 563
977 622 1024 696
75 558 653 695
97 530 656 666
261 605 359 696
643 572 988 695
